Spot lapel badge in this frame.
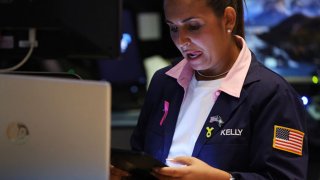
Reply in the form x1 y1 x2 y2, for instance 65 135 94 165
206 127 214 138
210 115 224 127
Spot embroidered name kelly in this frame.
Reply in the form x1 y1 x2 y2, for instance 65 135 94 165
220 129 243 136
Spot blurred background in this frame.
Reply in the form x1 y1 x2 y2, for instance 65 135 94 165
0 0 319 179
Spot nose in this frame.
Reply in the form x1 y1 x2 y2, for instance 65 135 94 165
181 42 190 51
177 30 191 50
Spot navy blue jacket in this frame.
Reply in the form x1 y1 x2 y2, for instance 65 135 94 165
131 53 308 179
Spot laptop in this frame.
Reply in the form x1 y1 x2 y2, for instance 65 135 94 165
0 74 111 180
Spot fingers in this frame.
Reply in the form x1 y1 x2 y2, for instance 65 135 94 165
153 166 190 178
152 168 183 180
170 156 194 166
152 157 197 178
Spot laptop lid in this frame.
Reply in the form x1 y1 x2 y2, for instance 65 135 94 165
0 74 111 180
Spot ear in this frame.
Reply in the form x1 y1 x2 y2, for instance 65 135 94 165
223 7 237 32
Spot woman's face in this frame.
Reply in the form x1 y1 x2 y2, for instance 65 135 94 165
164 0 232 74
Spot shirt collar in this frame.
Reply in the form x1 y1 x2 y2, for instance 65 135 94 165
165 36 251 98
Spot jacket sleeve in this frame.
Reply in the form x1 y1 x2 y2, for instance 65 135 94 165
231 82 308 179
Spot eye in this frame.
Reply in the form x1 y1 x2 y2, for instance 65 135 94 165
188 24 201 31
169 25 178 33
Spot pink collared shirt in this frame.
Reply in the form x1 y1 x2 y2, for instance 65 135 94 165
165 36 252 98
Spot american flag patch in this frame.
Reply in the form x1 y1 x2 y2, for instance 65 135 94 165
273 125 304 156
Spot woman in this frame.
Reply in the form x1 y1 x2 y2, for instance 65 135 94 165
113 0 308 179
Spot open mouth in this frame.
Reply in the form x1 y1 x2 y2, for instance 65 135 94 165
186 51 203 60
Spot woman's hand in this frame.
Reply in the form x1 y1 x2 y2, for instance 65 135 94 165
110 165 130 180
152 156 230 180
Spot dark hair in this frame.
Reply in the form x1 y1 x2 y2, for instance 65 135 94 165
206 0 245 38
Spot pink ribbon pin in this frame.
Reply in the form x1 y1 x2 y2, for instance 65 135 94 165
160 100 169 126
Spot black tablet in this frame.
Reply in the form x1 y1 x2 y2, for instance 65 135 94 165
111 148 167 178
